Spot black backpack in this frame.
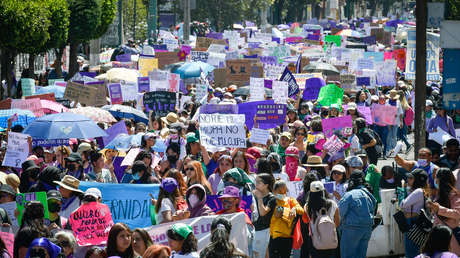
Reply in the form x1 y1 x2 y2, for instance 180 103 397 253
368 128 384 156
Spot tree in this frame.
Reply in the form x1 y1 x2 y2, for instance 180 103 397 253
124 0 148 43
66 0 116 79
0 0 50 97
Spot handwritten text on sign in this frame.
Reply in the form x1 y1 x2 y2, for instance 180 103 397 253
69 202 114 246
199 114 246 148
2 132 29 168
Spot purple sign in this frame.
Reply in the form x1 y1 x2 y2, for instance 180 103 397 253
244 54 258 59
248 42 261 49
32 139 68 147
206 194 252 218
356 77 370 86
153 44 168 50
201 104 238 114
255 103 286 128
206 32 223 40
259 56 277 65
307 34 321 41
362 36 376 45
79 72 97 78
116 54 131 62
238 100 274 130
322 115 353 138
102 120 129 147
85 81 104 86
108 83 123 104
264 79 273 89
303 77 326 100
272 37 280 44
138 77 150 92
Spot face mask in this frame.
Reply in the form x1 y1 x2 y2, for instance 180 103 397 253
188 194 200 208
167 155 178 164
48 202 62 213
275 194 286 200
385 178 395 183
132 173 140 181
417 159 428 167
67 164 76 172
222 199 234 210
224 181 239 188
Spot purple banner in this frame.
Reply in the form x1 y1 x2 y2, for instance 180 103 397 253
102 120 129 147
264 79 273 89
206 32 223 40
259 56 277 65
303 77 325 100
238 100 274 130
32 139 68 147
322 115 353 138
200 104 238 114
108 83 123 104
255 103 286 128
206 194 252 218
79 72 97 78
356 77 370 86
138 77 150 92
362 36 376 45
116 54 131 62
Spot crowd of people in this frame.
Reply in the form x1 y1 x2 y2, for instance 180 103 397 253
0 14 460 258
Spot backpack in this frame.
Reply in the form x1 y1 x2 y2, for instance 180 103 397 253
310 207 338 250
368 128 384 156
404 107 414 126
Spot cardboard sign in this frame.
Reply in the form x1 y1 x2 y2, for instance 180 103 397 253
21 78 36 97
322 115 353 137
191 51 209 62
196 37 213 49
2 132 29 168
107 83 123 104
340 74 356 90
16 192 49 225
226 60 251 83
25 93 56 102
64 81 99 107
138 55 158 77
85 81 108 107
69 202 114 246
143 91 176 117
199 114 246 149
155 51 180 69
213 68 227 87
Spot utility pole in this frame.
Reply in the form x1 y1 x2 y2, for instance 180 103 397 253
147 0 157 45
414 0 427 158
118 0 124 45
183 0 190 43
133 0 137 41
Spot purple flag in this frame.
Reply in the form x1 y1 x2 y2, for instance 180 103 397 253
356 77 370 86
116 54 131 62
102 120 129 147
295 55 302 73
138 77 150 92
206 32 223 40
303 77 326 100
279 67 299 97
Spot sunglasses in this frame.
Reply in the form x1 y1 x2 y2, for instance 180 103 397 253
185 167 195 172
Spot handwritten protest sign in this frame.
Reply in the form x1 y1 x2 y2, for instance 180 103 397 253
226 60 251 83
264 64 285 79
287 181 303 198
11 99 44 117
322 115 353 138
303 77 326 100
200 104 238 114
143 91 176 117
69 202 114 246
357 106 373 124
196 84 208 104
0 202 18 228
2 132 29 168
64 82 99 107
21 78 35 97
373 104 397 125
250 77 265 101
249 128 271 145
107 83 123 105
199 114 246 149
357 58 374 70
323 135 345 154
272 81 288 104
138 55 158 77
317 84 344 107
85 81 108 107
79 182 159 228
145 213 248 253
0 231 14 256
191 51 209 62
155 51 180 69
340 74 356 90
16 192 49 225
429 127 453 145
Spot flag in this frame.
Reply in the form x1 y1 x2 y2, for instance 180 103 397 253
280 66 299 97
295 54 302 73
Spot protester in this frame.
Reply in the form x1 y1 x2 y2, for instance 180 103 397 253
155 177 181 224
185 161 212 194
396 148 439 189
26 238 61 258
53 175 84 219
55 230 77 258
185 184 214 218
143 245 171 258
415 225 458 258
328 164 348 202
166 223 199 257
44 190 66 229
87 152 118 183
132 228 153 256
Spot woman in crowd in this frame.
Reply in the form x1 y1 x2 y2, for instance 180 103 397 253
291 126 308 162
155 178 180 224
428 105 457 138
55 230 77 258
427 168 460 255
416 225 458 258
200 217 249 258
130 160 160 184
26 238 61 258
20 201 50 237
282 146 306 181
167 223 199 257
143 245 171 258
355 118 378 165
85 246 108 258
87 152 118 183
14 227 40 258
184 161 212 195
54 175 84 219
233 151 250 175
185 184 214 218
399 169 430 258
165 169 188 196
132 228 154 256
106 223 135 258
328 164 348 202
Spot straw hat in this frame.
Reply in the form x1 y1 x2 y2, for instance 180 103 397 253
304 155 327 167
53 175 83 193
161 113 178 126
388 90 400 100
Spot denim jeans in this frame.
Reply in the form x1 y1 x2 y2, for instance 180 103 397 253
340 226 372 258
374 125 389 155
398 124 411 149
387 125 398 154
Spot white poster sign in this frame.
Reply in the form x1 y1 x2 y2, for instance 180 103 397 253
2 132 29 168
272 81 288 104
199 114 246 148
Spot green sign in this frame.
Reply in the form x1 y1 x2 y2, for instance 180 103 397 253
317 84 344 107
16 192 49 225
21 78 35 97
324 35 341 51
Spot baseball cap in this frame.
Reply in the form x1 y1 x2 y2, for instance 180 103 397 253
77 142 92 154
0 184 16 197
161 178 178 193
280 132 292 141
186 133 199 144
47 190 62 202
310 181 325 193
66 152 82 162
171 223 193 239
426 100 433 106
84 188 102 199
331 164 346 174
347 156 363 168
218 186 240 199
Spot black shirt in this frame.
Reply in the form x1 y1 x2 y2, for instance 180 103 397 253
253 193 276 231
358 129 378 162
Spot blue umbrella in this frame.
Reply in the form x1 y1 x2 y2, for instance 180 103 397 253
105 133 142 151
0 109 36 129
23 112 108 140
174 61 215 79
101 105 148 124
36 86 66 99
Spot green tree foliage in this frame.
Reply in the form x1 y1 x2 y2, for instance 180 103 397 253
124 0 148 43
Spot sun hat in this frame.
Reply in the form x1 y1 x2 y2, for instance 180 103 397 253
77 143 92 154
218 186 240 199
65 152 82 163
304 155 327 167
161 113 178 126
5 173 20 193
160 178 178 193
53 175 83 193
331 164 346 174
347 102 357 110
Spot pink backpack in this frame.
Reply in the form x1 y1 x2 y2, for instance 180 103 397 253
310 208 338 250
404 107 414 126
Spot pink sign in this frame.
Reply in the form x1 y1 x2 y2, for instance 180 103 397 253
11 98 44 117
69 202 114 246
373 105 397 125
0 232 14 257
323 135 345 154
343 105 373 125
107 83 123 105
322 115 353 138
384 51 393 60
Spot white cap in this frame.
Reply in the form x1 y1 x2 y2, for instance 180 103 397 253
426 100 433 106
84 188 102 199
310 181 325 193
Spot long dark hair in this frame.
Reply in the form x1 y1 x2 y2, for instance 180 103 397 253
134 150 153 178
307 189 331 221
14 227 40 258
155 187 180 213
256 173 275 192
19 201 50 237
85 246 107 258
200 217 248 258
255 157 272 175
106 223 135 258
166 228 197 254
421 225 452 256
436 168 458 219
133 228 153 249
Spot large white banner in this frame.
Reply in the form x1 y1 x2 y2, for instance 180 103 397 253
144 213 249 253
405 28 440 81
199 114 246 149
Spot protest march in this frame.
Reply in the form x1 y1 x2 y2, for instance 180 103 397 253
1 2 460 258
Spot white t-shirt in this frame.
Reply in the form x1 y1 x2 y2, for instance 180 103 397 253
156 198 175 224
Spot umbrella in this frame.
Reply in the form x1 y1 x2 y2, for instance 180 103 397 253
105 133 142 151
102 104 148 124
303 62 340 75
278 24 290 30
164 62 186 73
0 109 35 129
95 68 140 83
233 86 272 98
336 29 362 37
40 100 68 114
272 28 284 38
23 112 108 140
174 61 215 79
233 24 244 30
69 107 117 123
36 86 66 99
